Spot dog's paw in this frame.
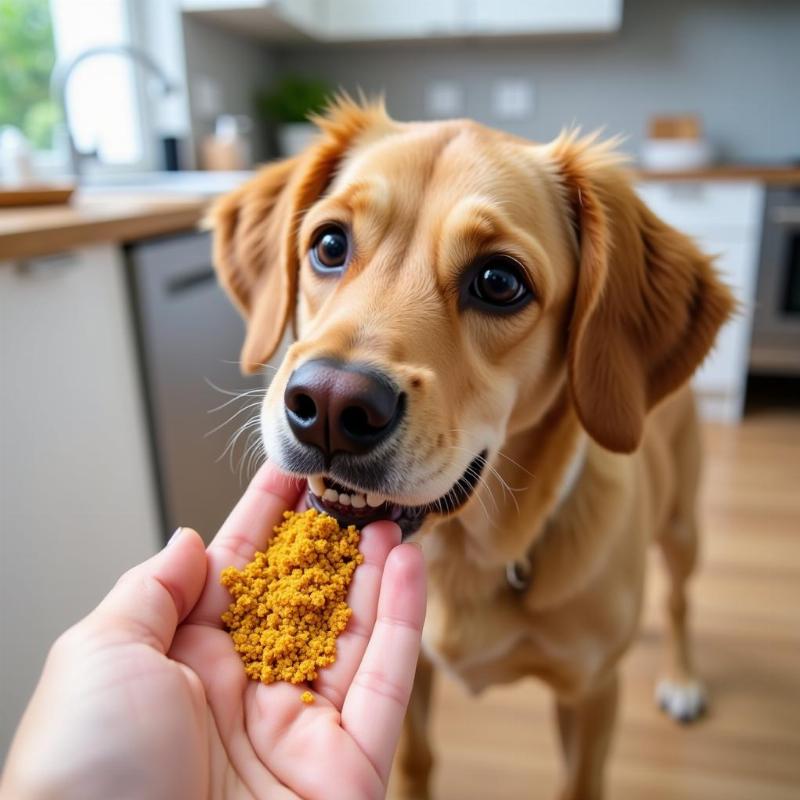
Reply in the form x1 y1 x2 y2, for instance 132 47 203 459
655 678 707 723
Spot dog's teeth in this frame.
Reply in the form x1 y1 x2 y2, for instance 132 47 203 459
322 488 339 503
308 475 325 496
366 492 385 508
338 493 351 506
351 494 366 508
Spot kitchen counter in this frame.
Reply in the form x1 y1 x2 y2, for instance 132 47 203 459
2 165 798 262
635 165 800 183
0 192 211 261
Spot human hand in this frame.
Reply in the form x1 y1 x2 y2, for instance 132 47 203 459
1 463 426 800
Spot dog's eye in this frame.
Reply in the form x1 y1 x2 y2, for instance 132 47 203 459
311 226 349 272
468 257 531 311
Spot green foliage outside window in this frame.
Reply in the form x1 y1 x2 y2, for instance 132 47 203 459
0 0 61 149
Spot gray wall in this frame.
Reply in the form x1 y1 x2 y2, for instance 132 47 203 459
275 0 799 162
182 15 277 164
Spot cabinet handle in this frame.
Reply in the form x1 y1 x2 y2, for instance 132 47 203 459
14 252 79 278
666 183 706 201
166 267 216 296
771 207 800 226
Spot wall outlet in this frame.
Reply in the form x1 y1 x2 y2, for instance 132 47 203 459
425 80 465 118
192 75 223 120
491 78 535 120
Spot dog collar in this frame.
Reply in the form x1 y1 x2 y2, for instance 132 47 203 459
506 554 533 592
504 435 587 594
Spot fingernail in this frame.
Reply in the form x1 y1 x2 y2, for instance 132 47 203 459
406 540 422 550
167 527 183 547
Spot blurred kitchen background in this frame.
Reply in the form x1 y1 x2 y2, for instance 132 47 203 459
1 1 798 796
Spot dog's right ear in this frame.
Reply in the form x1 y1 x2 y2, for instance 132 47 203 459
548 131 734 453
209 95 393 374
209 156 302 374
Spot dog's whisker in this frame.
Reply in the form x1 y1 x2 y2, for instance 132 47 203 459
467 453 520 518
444 428 536 480
205 400 264 438
220 359 279 374
239 429 264 482
234 423 262 477
459 460 500 515
236 429 257 480
445 444 525 516
492 449 536 480
217 414 261 469
205 378 266 405
207 392 263 415
461 465 494 524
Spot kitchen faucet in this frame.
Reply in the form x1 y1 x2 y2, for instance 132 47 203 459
51 44 177 180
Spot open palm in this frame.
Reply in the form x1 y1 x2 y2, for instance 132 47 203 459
1 464 425 800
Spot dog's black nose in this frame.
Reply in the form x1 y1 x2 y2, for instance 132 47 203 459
284 359 403 458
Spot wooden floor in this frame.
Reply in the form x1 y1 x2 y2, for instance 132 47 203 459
391 409 800 799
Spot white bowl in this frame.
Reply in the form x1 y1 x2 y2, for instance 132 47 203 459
640 138 713 171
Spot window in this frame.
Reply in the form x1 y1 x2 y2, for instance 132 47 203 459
0 0 60 151
0 0 149 174
50 0 145 166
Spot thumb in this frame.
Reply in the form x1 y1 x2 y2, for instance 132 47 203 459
87 527 208 653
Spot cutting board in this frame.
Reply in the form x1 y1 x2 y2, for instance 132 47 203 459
0 184 75 207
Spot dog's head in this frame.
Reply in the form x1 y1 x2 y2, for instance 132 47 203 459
211 98 733 535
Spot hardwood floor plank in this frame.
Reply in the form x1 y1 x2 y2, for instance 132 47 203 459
391 412 800 798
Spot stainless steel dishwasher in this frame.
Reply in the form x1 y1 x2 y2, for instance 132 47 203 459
126 231 264 543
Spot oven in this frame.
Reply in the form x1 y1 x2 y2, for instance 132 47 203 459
750 187 800 374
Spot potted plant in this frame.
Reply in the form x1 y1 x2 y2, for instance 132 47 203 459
256 76 332 157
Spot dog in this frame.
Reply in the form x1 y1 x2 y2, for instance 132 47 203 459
210 97 733 800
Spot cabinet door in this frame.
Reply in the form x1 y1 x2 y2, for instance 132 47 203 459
691 232 760 410
0 245 160 757
465 0 622 34
127 232 264 542
635 181 763 236
324 0 459 40
636 180 764 422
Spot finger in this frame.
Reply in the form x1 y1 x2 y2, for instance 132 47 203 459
247 681 384 800
170 625 295 798
87 528 207 653
170 622 249 740
313 521 401 709
341 543 426 783
186 461 304 627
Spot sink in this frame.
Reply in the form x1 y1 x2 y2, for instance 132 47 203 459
80 170 254 197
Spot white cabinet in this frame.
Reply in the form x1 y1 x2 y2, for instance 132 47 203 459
636 181 765 422
465 0 622 35
0 245 160 757
323 0 459 40
182 0 622 42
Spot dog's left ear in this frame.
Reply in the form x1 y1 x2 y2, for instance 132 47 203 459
209 156 303 373
550 134 735 453
208 96 393 374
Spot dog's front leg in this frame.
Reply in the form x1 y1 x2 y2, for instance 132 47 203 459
554 671 619 800
393 653 435 800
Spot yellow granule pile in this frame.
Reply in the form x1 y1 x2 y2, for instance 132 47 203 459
220 509 362 686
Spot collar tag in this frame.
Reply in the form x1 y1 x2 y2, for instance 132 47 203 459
506 556 532 592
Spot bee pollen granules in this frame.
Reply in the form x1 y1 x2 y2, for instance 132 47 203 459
220 509 363 687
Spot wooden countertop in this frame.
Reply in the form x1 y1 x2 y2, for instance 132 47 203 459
0 192 210 261
2 165 799 261
635 165 800 183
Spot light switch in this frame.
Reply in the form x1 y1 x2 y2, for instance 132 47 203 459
492 79 535 120
425 81 464 118
192 75 222 120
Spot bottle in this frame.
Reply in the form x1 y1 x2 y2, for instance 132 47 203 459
200 115 253 171
0 127 35 186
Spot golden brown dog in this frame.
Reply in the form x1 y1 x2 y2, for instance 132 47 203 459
210 98 733 800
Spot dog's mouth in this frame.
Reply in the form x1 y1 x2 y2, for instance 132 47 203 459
306 450 488 538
